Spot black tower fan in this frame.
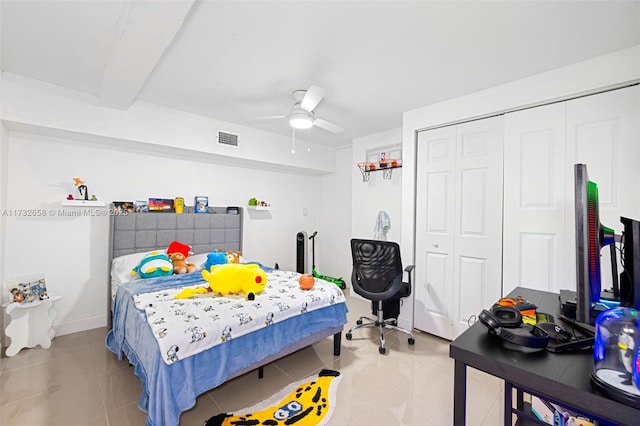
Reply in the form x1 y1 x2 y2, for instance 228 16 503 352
296 231 308 274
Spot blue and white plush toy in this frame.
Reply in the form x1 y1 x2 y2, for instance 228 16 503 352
131 251 174 279
203 250 228 271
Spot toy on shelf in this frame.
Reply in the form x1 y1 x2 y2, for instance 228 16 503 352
66 194 74 200
248 197 271 207
174 197 185 214
73 177 89 200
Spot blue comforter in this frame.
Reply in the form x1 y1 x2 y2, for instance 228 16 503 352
106 273 348 426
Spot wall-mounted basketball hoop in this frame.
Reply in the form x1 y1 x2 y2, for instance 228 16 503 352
357 162 376 182
379 159 401 180
357 160 402 182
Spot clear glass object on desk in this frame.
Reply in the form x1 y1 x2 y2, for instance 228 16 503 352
591 307 640 408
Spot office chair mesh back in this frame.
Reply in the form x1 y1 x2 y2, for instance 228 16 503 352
351 239 404 302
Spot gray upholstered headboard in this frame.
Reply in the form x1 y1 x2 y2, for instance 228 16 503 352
107 206 243 323
109 206 243 260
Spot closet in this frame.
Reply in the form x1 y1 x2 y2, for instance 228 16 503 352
503 85 639 296
413 85 639 340
413 116 504 340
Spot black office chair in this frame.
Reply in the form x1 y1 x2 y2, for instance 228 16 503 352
345 239 416 354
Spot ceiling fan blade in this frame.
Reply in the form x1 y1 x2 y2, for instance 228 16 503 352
313 118 344 134
253 115 287 120
300 85 325 112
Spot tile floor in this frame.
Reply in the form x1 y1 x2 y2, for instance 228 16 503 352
0 294 505 425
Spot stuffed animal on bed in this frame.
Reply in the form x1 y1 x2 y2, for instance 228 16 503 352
225 251 241 264
204 250 229 271
131 251 174 279
202 263 267 300
168 252 197 274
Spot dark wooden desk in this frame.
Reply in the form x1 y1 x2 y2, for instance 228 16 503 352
449 287 639 425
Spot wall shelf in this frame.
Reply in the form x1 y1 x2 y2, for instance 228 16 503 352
61 200 106 207
247 205 272 211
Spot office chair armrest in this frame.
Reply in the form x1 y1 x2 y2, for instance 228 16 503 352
402 264 415 295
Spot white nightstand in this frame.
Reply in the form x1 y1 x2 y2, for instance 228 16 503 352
2 295 62 357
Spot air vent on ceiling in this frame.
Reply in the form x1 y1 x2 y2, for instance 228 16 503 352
217 130 239 147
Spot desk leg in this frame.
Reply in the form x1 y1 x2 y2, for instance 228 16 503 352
454 360 467 426
504 382 513 426
516 388 524 411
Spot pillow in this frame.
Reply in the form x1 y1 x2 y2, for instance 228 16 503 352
189 253 209 270
111 251 152 286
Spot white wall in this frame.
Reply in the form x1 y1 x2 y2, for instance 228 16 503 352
0 73 340 338
351 128 403 244
0 123 8 351
317 145 353 286
1 73 336 175
2 131 323 336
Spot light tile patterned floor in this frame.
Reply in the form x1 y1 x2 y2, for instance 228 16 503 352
0 294 503 425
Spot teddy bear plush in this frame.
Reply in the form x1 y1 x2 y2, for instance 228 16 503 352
168 252 197 274
225 251 242 264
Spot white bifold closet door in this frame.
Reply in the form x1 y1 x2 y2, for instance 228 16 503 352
502 103 567 295
502 85 639 296
414 116 504 340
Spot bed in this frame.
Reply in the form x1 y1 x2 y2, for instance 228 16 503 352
105 207 348 426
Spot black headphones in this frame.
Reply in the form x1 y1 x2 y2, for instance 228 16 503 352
479 308 549 349
489 306 522 328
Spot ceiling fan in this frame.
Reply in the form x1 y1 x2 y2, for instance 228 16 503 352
268 85 344 134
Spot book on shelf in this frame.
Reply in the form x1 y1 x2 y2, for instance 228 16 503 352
134 200 149 213
113 201 135 213
195 196 209 213
148 198 175 213
6 273 49 304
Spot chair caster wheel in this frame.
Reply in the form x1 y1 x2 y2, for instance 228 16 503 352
356 320 363 325
408 338 415 345
346 333 352 340
379 347 386 355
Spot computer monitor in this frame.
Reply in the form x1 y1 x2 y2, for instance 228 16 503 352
574 164 616 324
619 216 640 309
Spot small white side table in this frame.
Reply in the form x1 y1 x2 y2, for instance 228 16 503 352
2 295 62 357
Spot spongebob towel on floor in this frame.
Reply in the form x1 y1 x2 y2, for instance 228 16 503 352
205 369 341 426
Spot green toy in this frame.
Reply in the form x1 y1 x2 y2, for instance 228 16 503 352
309 231 346 289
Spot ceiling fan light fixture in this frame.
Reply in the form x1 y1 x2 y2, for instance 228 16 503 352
289 111 314 130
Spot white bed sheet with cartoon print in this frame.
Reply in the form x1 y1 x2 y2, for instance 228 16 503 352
134 270 346 365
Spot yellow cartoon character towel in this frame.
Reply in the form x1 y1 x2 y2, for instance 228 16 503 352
205 369 341 426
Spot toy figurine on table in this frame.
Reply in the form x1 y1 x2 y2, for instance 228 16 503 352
618 324 636 385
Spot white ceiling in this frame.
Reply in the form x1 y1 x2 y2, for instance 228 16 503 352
1 1 639 148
